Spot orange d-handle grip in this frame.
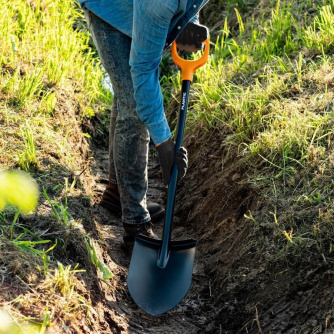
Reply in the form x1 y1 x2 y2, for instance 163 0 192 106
171 39 209 82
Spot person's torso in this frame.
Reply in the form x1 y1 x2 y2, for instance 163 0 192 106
79 0 208 47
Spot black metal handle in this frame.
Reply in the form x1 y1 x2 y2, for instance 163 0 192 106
157 80 191 269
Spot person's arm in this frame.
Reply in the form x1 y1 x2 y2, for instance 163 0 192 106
130 0 208 143
130 0 207 184
130 0 177 145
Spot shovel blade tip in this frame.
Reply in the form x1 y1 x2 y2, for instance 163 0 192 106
127 237 196 316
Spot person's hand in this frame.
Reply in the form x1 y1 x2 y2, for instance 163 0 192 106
176 22 209 52
156 138 188 185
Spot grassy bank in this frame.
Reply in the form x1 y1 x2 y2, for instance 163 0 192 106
1 0 334 332
0 0 111 170
187 0 334 263
0 0 112 332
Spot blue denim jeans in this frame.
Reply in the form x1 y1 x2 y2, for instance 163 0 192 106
84 10 150 224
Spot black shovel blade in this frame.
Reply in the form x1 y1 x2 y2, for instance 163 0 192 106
127 235 197 316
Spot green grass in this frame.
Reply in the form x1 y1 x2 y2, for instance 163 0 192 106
17 122 38 171
304 0 334 52
0 0 112 170
189 0 334 165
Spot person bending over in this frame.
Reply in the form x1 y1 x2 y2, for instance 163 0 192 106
78 0 209 248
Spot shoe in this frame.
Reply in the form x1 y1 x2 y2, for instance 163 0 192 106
100 181 165 223
123 221 157 249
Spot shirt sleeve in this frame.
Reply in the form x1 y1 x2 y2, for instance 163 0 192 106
189 12 200 24
129 0 179 145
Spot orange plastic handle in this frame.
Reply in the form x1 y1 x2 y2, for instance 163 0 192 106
171 39 210 82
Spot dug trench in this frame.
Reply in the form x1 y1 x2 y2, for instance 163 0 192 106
72 125 259 334
63 115 334 333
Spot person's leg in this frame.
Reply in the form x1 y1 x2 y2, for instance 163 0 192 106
102 96 163 223
84 11 150 221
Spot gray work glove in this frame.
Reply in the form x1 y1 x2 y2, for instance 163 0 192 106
176 22 209 51
156 138 188 186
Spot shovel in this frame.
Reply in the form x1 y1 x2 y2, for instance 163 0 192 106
127 39 210 317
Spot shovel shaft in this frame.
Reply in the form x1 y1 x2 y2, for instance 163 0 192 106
157 80 191 269
175 80 191 150
157 39 209 269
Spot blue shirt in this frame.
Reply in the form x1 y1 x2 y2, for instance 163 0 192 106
79 0 208 144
